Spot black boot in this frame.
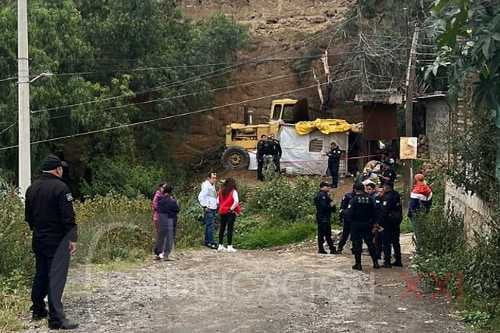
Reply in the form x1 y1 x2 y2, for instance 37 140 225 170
330 246 337 254
352 253 362 270
318 249 327 254
48 319 79 330
383 261 392 268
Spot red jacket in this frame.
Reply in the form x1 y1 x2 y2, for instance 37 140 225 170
218 190 241 215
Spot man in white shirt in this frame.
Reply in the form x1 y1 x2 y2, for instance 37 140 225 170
198 172 218 249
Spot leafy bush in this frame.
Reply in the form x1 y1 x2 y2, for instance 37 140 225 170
412 193 500 329
0 191 33 287
248 176 319 221
80 158 189 199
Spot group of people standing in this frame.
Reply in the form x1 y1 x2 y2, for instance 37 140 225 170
198 173 241 252
151 172 242 259
314 170 432 271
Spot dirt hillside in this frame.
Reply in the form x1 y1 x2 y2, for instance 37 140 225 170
171 0 356 162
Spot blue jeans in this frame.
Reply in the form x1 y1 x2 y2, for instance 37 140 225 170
203 209 217 245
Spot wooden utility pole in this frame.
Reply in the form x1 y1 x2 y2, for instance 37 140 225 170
402 25 420 207
18 0 31 197
405 25 419 137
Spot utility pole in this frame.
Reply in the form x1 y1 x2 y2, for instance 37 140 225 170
402 25 419 208
18 0 31 197
405 25 419 137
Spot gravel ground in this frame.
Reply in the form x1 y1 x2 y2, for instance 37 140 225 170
23 235 467 333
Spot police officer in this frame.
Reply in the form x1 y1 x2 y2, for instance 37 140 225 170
345 182 380 270
25 154 78 330
336 184 355 254
379 182 403 268
256 134 272 181
365 182 383 260
269 134 282 173
314 182 337 254
379 159 397 186
326 142 342 188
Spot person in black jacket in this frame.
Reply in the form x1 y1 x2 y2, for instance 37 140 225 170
314 182 337 254
336 184 355 254
379 160 397 186
25 154 78 330
256 135 273 181
379 182 403 268
345 182 380 270
155 185 180 261
269 134 282 173
326 142 343 188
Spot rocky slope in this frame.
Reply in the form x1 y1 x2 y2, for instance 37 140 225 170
171 0 356 162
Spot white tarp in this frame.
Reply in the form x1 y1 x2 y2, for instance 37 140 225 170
248 125 349 176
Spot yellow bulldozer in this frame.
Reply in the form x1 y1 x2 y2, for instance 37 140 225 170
222 98 310 170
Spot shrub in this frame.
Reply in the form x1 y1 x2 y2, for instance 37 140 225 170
412 190 500 329
0 191 33 287
248 176 319 221
80 158 188 199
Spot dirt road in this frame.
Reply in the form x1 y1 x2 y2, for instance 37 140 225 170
23 235 466 333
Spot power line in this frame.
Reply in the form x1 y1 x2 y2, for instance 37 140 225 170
0 76 17 83
30 50 360 115
30 15 360 115
0 76 359 152
0 122 16 136
44 70 315 120
35 54 353 78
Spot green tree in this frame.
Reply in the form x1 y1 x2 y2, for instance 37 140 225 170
0 0 247 196
425 0 500 197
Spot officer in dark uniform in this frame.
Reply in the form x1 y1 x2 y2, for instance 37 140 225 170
379 159 397 186
326 142 342 188
336 184 355 254
379 182 403 268
25 154 78 330
269 134 282 173
345 182 380 270
256 134 272 181
313 182 337 254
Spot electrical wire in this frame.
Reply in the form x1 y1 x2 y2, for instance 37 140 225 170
0 76 360 152
45 69 315 120
30 18 358 115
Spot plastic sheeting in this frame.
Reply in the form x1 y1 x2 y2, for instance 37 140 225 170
248 125 349 176
295 118 352 135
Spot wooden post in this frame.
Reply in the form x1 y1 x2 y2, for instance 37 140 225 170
402 26 419 209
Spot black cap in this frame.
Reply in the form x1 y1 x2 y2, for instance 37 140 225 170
41 154 67 171
319 181 331 188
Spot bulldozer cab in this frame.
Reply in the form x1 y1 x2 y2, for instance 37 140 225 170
270 99 298 123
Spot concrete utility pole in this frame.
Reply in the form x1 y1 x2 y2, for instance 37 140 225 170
18 0 31 197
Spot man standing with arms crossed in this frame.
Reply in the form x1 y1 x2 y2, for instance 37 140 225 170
25 154 78 330
198 172 218 249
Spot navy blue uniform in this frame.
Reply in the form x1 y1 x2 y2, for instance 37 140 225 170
314 191 336 253
379 190 403 266
345 192 379 268
256 139 273 180
25 173 77 325
271 139 282 172
337 191 354 252
327 147 342 187
380 167 397 186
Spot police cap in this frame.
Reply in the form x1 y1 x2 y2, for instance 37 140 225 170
41 154 67 171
